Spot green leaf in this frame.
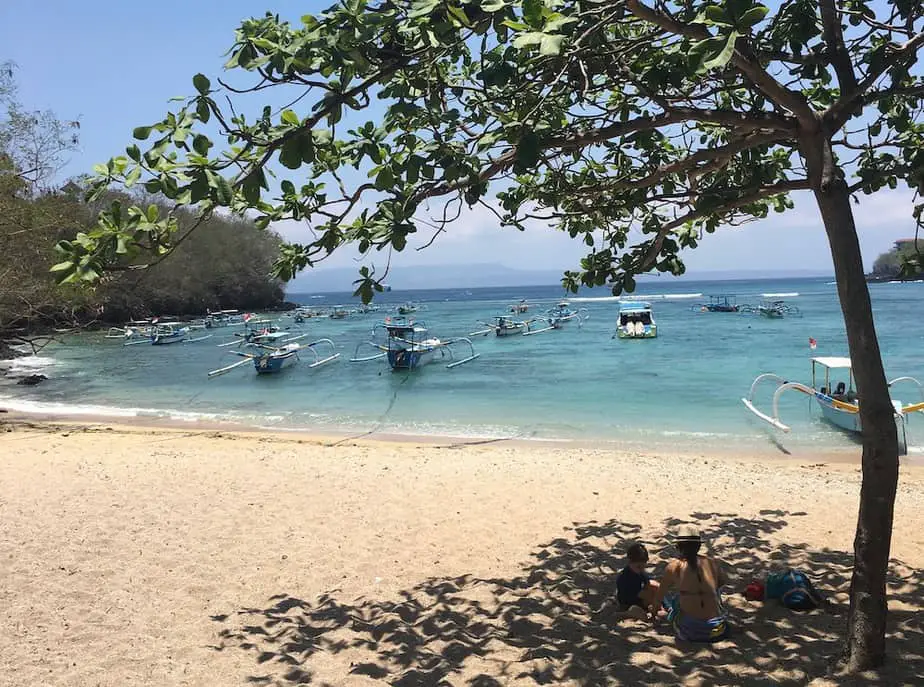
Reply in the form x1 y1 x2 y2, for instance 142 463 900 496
515 131 541 172
738 6 768 29
481 0 506 10
193 73 211 95
50 261 74 273
408 0 440 19
146 204 159 222
447 5 471 27
512 32 544 49
279 138 304 169
702 31 739 71
196 99 211 124
125 166 141 188
539 33 565 56
126 145 141 162
133 126 152 140
523 0 542 27
215 176 234 205
192 134 211 156
281 109 300 126
704 6 730 25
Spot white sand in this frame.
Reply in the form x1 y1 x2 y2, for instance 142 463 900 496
2 420 923 686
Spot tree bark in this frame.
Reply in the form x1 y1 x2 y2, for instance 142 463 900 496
805 132 899 671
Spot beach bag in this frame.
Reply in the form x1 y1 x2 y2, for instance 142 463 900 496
766 569 823 610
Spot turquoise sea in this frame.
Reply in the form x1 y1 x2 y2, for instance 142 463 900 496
2 277 924 455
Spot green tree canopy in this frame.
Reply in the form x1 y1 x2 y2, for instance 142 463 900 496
0 65 285 344
62 0 924 673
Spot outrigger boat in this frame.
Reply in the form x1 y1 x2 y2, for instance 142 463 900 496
396 302 420 315
205 310 245 328
615 302 657 339
523 301 588 336
328 305 351 320
509 299 529 314
350 317 479 370
208 336 339 377
742 356 924 455
692 295 740 313
740 299 801 318
121 321 212 346
216 322 293 348
470 315 534 338
107 322 154 341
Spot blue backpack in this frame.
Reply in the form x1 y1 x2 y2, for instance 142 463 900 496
766 569 824 610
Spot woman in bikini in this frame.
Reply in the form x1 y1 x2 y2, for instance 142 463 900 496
648 526 730 642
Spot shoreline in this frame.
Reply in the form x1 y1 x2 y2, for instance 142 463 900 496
0 408 875 465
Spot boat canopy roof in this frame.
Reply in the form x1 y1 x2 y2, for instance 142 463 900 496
812 356 852 369
619 302 652 311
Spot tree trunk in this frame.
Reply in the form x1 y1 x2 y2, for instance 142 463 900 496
810 143 899 671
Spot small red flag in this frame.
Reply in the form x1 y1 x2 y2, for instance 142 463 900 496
809 337 817 350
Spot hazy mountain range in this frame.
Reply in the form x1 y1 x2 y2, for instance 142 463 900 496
286 263 832 293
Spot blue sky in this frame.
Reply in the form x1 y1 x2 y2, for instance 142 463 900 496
1 0 918 278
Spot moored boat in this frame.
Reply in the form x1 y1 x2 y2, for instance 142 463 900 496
208 337 340 377
742 356 924 455
692 295 740 313
615 302 657 339
350 317 479 371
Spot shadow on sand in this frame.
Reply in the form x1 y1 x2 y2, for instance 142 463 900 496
209 512 924 685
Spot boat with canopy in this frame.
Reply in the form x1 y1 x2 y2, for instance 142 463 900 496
742 357 924 455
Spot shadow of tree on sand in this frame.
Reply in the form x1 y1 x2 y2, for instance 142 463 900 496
210 512 924 685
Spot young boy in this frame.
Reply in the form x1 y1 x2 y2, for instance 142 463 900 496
612 542 659 620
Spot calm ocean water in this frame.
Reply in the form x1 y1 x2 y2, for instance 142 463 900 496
2 277 924 455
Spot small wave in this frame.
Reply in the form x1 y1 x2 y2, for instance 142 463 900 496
570 292 703 303
761 292 799 298
0 396 233 424
0 355 58 373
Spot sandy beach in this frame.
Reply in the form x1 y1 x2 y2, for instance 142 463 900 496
2 418 923 686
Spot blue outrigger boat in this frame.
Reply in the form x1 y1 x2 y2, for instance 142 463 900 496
742 357 924 455
208 336 339 378
350 317 479 370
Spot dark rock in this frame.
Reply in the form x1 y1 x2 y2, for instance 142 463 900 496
16 374 47 386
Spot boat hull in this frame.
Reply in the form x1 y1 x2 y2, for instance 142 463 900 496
496 326 523 337
151 333 186 345
387 347 435 370
254 350 299 374
617 324 658 339
815 395 861 432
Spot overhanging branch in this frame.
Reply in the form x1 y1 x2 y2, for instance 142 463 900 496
826 29 924 128
625 0 813 124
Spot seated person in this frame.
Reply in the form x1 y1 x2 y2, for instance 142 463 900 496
649 526 730 642
832 382 847 400
598 542 658 620
614 543 658 618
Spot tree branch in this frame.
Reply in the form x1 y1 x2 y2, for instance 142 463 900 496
827 30 924 128
638 178 811 269
819 0 859 98
625 0 814 123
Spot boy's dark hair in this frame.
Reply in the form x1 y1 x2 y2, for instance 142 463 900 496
627 542 648 563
